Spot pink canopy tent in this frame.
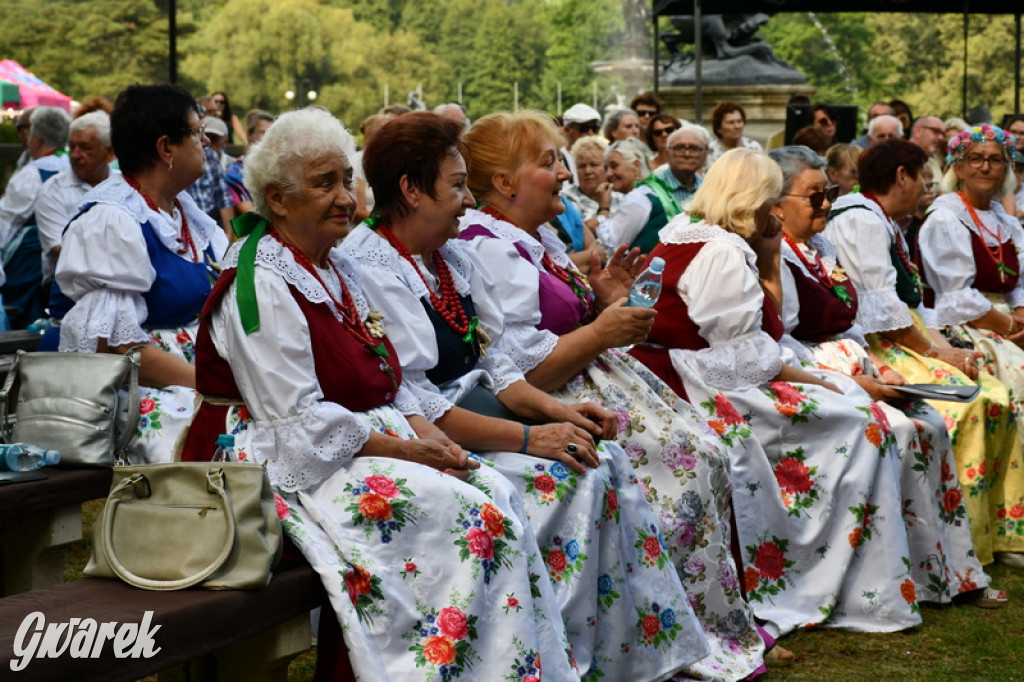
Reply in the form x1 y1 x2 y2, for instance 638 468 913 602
0 60 71 111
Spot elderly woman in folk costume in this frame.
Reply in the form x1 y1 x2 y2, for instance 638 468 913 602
770 145 1000 608
181 107 586 682
342 110 706 682
825 138 1024 570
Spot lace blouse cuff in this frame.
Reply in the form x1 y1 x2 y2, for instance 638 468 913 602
500 323 560 374
934 287 992 327
854 288 915 333
695 330 783 390
479 351 526 393
402 370 454 422
252 403 369 493
58 288 150 352
393 384 424 417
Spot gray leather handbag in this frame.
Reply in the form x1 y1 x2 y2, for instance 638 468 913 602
0 349 142 467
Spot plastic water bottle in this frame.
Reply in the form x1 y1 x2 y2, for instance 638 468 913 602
627 257 666 307
27 318 53 334
212 434 236 463
0 443 60 472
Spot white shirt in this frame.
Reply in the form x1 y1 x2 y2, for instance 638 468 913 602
918 192 1024 326
0 154 69 250
596 185 655 252
35 167 120 282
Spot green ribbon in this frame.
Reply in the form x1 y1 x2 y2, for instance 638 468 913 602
998 261 1018 277
462 316 480 345
364 214 382 229
230 212 270 334
833 285 853 305
371 343 390 358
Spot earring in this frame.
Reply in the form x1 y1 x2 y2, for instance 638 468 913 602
168 161 174 172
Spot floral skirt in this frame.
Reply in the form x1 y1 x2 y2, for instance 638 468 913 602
868 314 1024 563
666 350 920 637
120 324 200 464
553 348 765 681
236 405 582 682
807 337 989 601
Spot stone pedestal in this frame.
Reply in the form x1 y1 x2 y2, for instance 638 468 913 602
658 83 816 147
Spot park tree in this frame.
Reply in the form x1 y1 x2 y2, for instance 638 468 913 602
182 0 441 128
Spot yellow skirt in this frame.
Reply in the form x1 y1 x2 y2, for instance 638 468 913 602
867 311 1024 564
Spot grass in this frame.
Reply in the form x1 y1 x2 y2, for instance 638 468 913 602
65 500 1022 681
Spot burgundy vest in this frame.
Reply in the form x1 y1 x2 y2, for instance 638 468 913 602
629 241 784 400
181 268 403 462
784 258 859 343
970 229 1019 294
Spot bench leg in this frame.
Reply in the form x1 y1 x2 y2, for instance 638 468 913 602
157 613 313 682
0 503 82 595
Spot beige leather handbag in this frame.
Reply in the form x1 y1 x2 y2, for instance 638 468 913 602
85 461 283 590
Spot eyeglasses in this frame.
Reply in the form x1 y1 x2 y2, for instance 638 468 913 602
212 98 225 105
636 109 658 118
183 124 207 139
963 154 1006 169
669 144 705 154
920 125 945 136
814 117 834 127
652 127 677 137
782 185 840 210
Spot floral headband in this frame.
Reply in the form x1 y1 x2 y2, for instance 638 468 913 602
946 124 1017 165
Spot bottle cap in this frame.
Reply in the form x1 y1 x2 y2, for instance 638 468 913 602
648 257 665 274
43 450 60 465
216 434 235 447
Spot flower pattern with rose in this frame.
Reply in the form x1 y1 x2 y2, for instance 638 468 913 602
405 604 480 680
542 535 587 582
603 483 620 523
848 500 880 550
341 475 419 543
700 393 752 446
452 500 518 584
634 601 684 649
765 382 820 423
343 562 385 624
857 404 897 456
522 461 579 504
635 524 671 570
744 535 795 604
772 447 820 517
134 395 164 436
504 637 542 681
596 571 622 610
995 499 1024 537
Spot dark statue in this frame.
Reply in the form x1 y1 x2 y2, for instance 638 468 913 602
661 14 806 85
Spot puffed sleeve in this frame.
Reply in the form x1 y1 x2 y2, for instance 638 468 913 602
56 205 155 352
596 187 654 253
826 210 914 333
676 240 782 389
461 245 526 393
917 207 991 326
466 236 559 374
208 268 374 492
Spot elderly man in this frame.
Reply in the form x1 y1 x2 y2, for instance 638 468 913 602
866 114 903 147
853 101 895 148
13 107 36 171
0 106 71 328
433 102 470 134
560 103 602 182
909 116 946 156
654 124 709 206
35 111 117 285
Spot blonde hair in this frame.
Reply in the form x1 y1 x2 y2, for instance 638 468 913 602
464 110 562 201
571 135 609 163
939 140 1017 199
688 148 782 238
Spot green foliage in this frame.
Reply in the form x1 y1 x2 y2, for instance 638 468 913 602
540 0 625 112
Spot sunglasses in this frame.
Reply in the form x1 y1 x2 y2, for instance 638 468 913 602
572 123 599 134
782 185 840 210
652 127 677 137
636 109 658 117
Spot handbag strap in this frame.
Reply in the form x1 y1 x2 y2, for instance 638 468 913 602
114 347 144 465
0 350 23 444
101 467 237 590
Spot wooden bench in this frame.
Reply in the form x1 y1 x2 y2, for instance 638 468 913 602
0 561 325 681
0 467 112 596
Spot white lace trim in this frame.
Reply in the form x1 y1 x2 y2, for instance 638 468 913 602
222 234 373 322
691 330 782 390
392 384 422 416
58 289 151 352
85 175 220 256
500 322 560 374
934 286 992 327
856 288 915 333
478 349 524 393
252 403 369 492
780 234 839 278
929 193 1018 246
460 208 575 272
402 371 454 422
660 218 760 271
